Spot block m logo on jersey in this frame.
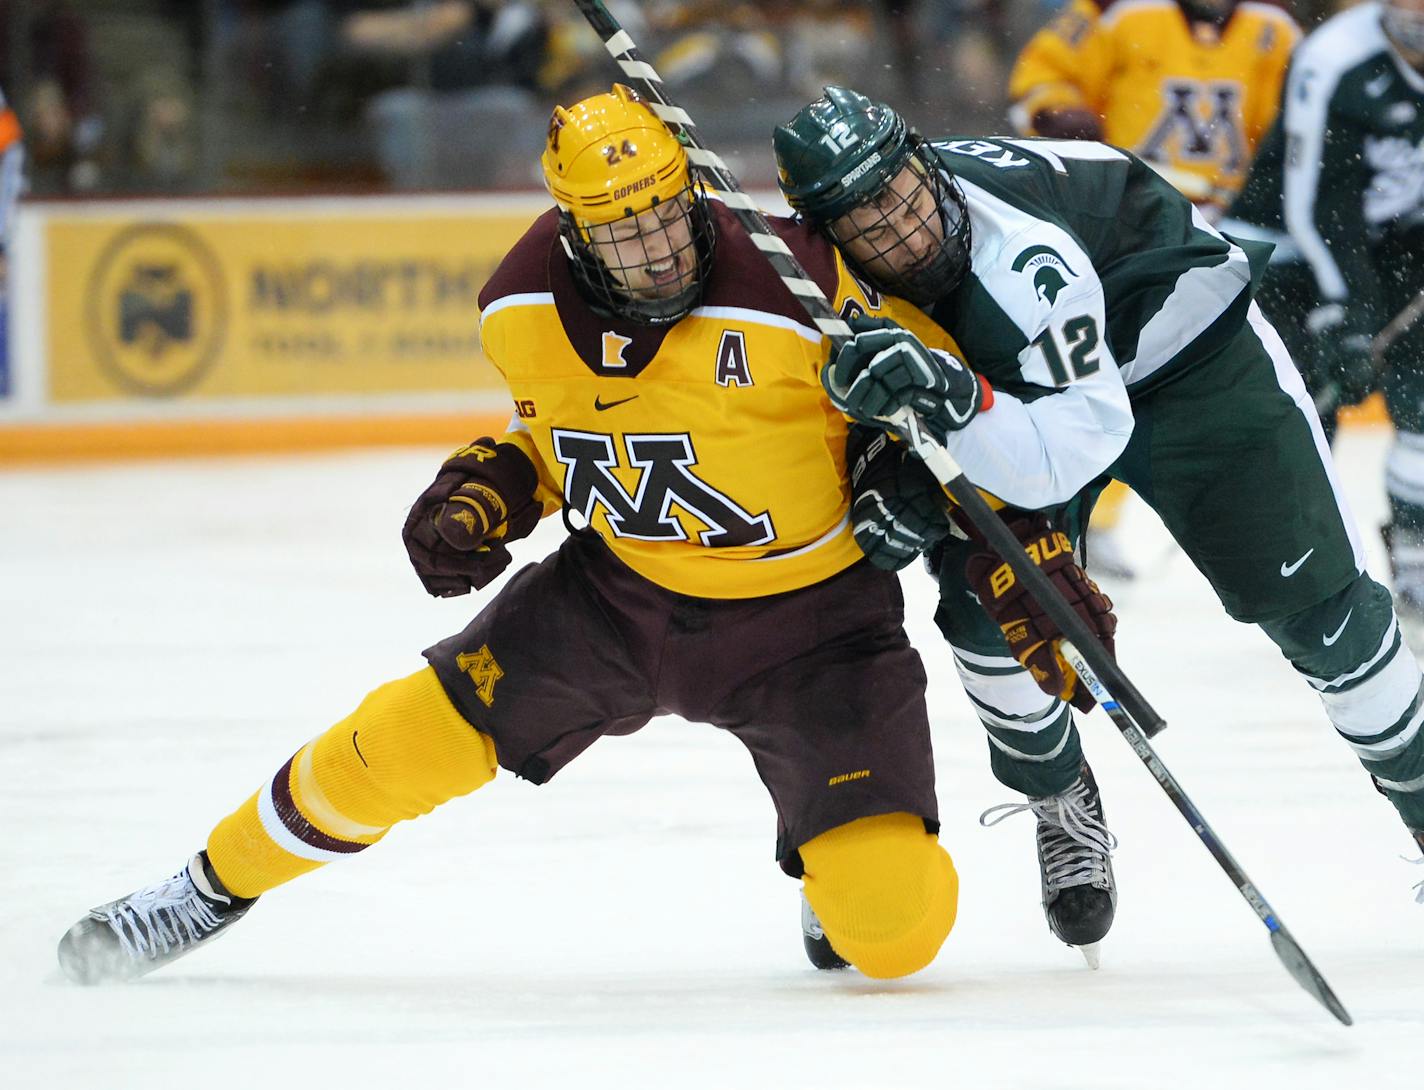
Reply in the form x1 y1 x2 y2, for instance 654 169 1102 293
1139 80 1247 174
553 429 776 546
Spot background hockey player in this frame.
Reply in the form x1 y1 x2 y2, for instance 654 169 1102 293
56 84 993 985
1007 0 1299 579
773 86 1424 918
1223 0 1424 629
1008 0 1297 220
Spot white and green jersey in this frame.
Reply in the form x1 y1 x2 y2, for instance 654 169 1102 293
1277 2 1424 337
921 137 1267 509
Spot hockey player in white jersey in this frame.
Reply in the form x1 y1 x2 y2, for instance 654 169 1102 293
1226 0 1424 632
773 88 1424 944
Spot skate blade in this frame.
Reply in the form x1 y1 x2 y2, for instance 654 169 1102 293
1075 942 1102 970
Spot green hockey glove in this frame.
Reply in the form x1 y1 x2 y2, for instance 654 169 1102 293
824 315 987 442
1308 304 1378 412
847 424 952 570
1314 332 1376 408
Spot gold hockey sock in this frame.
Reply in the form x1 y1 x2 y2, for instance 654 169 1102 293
1089 480 1131 530
206 666 498 899
800 811 958 979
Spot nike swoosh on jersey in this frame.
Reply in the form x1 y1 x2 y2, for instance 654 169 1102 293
1323 608 1354 647
593 394 639 411
1280 548 1315 577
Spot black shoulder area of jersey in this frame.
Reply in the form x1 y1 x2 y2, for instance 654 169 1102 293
478 207 559 312
700 202 840 323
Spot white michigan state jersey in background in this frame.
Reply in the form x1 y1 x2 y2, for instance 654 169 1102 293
1281 1 1424 328
921 137 1267 509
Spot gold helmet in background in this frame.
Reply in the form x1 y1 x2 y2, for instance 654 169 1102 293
541 84 714 324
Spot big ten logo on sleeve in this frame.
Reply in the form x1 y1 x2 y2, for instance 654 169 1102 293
515 398 537 419
552 428 775 547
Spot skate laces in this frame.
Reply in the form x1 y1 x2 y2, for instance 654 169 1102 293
98 860 227 960
980 777 1118 895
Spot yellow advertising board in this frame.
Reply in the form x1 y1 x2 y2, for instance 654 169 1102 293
45 205 541 402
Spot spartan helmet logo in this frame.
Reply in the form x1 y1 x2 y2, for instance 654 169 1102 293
1033 265 1069 305
1011 244 1077 306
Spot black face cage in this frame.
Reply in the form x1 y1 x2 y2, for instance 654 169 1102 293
561 182 717 325
826 138 972 308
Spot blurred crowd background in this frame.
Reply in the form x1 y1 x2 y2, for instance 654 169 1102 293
1 0 1348 199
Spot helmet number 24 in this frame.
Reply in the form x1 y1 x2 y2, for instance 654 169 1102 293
603 140 639 165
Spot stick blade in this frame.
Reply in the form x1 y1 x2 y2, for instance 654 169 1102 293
1269 927 1353 1026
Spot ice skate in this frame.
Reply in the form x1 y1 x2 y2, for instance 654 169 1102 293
57 851 255 985
981 761 1118 967
800 889 850 970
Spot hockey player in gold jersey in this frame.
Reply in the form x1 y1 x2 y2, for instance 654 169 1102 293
54 84 1022 985
1010 0 1298 219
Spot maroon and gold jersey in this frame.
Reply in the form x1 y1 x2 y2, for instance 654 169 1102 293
477 202 959 599
1009 0 1298 205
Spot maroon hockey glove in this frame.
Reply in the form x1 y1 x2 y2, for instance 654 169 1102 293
963 513 1117 712
402 438 542 598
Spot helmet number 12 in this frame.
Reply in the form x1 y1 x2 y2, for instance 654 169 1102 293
819 119 859 153
1031 315 1101 385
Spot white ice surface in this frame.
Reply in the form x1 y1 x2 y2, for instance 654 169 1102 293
3 429 1420 1089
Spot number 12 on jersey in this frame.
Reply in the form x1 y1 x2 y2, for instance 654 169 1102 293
1031 315 1101 385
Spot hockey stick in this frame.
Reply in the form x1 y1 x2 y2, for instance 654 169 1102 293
572 0 1351 1025
1374 287 1424 360
1059 643 1352 1025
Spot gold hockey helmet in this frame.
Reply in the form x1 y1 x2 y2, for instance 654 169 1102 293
540 84 715 325
541 84 690 228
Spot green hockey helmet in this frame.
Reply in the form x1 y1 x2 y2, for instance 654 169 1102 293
773 86 914 223
774 87 971 306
